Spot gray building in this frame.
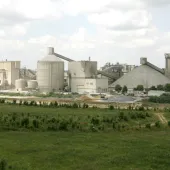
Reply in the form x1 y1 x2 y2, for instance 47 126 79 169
110 57 170 90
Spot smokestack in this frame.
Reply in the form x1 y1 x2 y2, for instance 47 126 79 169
48 47 54 55
89 56 91 61
165 53 170 78
140 57 147 65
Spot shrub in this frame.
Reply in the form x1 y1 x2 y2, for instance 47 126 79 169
59 120 68 131
123 116 129 122
115 84 122 92
164 84 170 92
91 117 100 125
157 85 164 90
122 85 128 94
168 121 170 127
155 121 161 128
72 103 78 108
21 118 29 128
145 123 151 129
83 103 89 108
112 122 116 129
33 119 39 128
138 106 145 111
0 159 7 170
109 105 114 110
136 85 144 91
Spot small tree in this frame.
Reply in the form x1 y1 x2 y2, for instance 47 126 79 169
157 85 164 91
164 84 170 92
150 86 157 90
136 85 144 91
122 85 128 94
115 84 122 93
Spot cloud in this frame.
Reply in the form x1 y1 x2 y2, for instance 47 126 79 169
88 9 152 31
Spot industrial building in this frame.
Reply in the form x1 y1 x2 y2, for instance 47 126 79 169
0 61 20 89
110 57 170 90
36 47 109 94
1 46 170 95
68 61 108 93
100 62 136 85
37 47 64 93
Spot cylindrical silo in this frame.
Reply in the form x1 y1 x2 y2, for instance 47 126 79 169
37 47 64 93
27 80 38 89
15 79 27 91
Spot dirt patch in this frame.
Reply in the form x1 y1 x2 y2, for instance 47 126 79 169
156 113 168 124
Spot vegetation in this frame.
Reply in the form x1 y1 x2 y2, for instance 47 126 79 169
164 83 170 92
0 104 169 169
150 86 157 90
149 93 170 103
122 85 128 94
0 104 156 132
157 84 164 90
0 131 170 170
115 84 122 93
134 85 144 91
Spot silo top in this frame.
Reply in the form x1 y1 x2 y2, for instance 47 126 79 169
40 55 63 62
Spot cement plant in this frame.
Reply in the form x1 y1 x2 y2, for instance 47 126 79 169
1 47 170 103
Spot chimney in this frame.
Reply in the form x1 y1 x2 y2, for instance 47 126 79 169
48 47 54 55
165 53 170 78
89 56 91 61
140 57 147 65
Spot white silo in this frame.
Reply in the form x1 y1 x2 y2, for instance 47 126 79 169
37 47 64 93
27 80 38 89
15 79 27 91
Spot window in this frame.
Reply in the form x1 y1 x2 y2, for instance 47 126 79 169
90 83 93 85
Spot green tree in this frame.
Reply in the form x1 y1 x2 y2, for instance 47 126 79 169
157 85 164 91
136 85 144 91
122 85 128 94
115 84 122 92
150 86 157 90
164 84 170 92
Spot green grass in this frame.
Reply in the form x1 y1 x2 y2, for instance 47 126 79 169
0 104 169 169
0 131 170 170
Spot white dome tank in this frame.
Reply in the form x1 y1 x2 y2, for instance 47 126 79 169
37 47 64 93
15 79 27 91
27 80 38 89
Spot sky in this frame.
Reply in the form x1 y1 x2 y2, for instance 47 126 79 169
0 0 170 69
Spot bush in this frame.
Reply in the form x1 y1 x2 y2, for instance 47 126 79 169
157 85 164 90
122 85 128 94
109 105 114 110
136 85 144 91
115 84 122 92
164 84 170 92
168 121 170 127
145 123 151 129
91 117 100 125
21 118 29 128
72 103 78 108
33 119 39 128
59 120 68 131
83 103 89 108
155 121 161 128
0 159 7 170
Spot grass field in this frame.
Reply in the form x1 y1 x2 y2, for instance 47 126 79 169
0 104 170 170
0 131 170 170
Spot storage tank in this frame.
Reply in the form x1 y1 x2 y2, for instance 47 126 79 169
37 47 64 93
27 80 38 89
15 79 27 91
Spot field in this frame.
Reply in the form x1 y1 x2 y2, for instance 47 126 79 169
0 104 170 170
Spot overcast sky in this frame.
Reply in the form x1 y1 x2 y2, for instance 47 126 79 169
0 0 170 69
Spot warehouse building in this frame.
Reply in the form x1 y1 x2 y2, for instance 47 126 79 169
110 57 170 90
